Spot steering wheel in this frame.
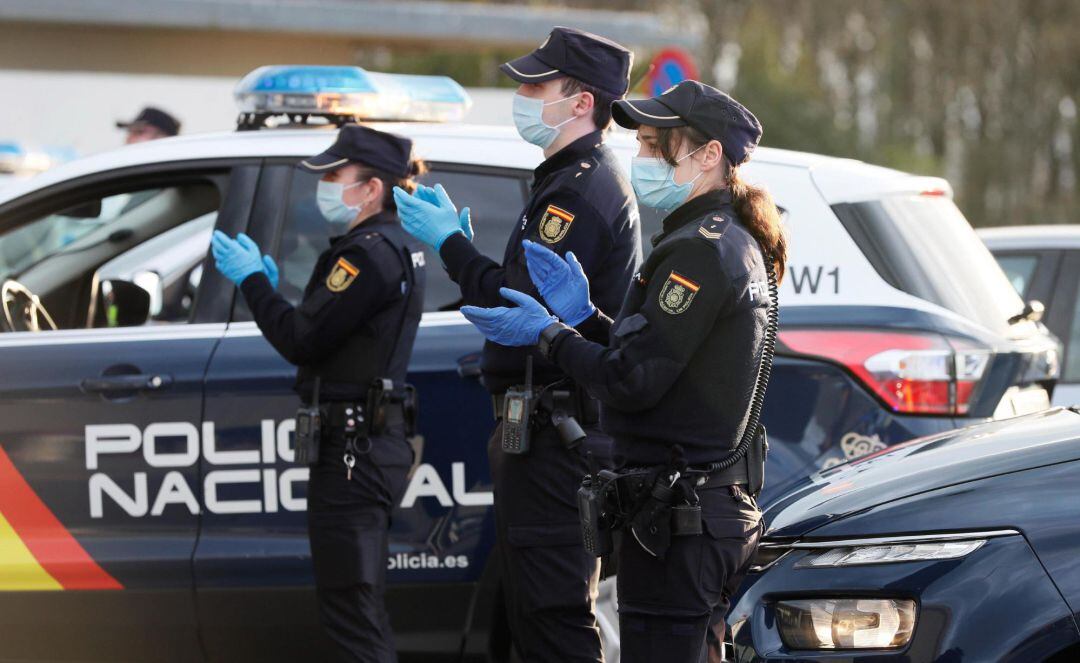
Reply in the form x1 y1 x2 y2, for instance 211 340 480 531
1 280 58 332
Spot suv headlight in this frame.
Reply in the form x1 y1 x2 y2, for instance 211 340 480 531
795 540 985 568
776 598 916 650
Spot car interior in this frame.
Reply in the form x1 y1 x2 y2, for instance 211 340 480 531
0 180 220 332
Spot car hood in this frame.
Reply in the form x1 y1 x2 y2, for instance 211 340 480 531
764 407 1080 538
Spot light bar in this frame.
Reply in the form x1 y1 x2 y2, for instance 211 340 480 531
234 65 472 125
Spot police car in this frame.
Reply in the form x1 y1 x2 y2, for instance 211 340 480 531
0 66 1058 661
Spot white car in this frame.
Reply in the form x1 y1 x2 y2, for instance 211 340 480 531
0 67 1059 662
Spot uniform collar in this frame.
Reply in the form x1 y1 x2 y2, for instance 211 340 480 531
330 209 397 246
654 188 734 245
532 130 605 184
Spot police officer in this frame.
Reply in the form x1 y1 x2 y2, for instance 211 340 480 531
392 26 640 663
460 81 788 663
115 106 181 144
211 124 427 663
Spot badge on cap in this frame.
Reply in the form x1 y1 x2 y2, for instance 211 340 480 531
658 270 700 315
326 257 360 293
538 204 575 244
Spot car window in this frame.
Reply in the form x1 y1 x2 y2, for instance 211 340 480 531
0 182 221 330
993 254 1039 298
1063 287 1080 382
0 189 162 279
835 195 1025 333
274 165 529 312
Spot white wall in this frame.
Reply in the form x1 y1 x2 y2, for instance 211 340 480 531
0 69 515 159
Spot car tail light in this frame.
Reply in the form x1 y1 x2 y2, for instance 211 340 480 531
780 330 990 415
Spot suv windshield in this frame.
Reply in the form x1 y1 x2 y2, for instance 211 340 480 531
834 194 1024 333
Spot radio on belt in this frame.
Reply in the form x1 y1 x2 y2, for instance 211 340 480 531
501 356 535 454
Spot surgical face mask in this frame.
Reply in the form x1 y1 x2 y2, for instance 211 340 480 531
512 93 580 149
630 144 707 212
316 180 364 225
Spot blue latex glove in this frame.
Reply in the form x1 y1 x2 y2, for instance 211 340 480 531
211 230 264 286
262 254 279 290
393 183 471 249
523 239 595 326
416 184 473 241
461 287 557 347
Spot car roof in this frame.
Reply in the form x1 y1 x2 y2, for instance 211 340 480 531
978 225 1080 251
0 122 952 207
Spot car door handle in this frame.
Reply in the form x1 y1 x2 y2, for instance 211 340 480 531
81 374 173 393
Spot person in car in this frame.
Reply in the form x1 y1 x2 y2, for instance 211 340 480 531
392 26 641 662
211 123 428 663
460 81 787 663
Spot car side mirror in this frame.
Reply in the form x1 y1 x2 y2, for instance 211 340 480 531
95 279 151 327
1008 299 1045 325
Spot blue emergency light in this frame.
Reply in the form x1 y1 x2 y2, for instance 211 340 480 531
234 65 472 129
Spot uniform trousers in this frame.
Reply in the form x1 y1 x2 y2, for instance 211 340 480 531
307 425 413 663
488 419 612 662
616 483 761 663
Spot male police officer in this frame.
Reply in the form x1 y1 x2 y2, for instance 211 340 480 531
393 26 640 663
115 106 181 144
213 124 427 662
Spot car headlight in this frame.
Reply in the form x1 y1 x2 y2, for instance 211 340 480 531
775 598 916 650
794 540 985 568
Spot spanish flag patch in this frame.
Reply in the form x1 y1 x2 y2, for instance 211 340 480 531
658 271 700 315
538 204 575 244
326 257 360 293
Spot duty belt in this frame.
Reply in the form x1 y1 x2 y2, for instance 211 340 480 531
318 401 406 430
492 385 599 426
696 457 749 488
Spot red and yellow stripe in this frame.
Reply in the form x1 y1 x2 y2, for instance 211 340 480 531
668 271 701 292
335 257 359 276
546 205 575 223
0 447 121 591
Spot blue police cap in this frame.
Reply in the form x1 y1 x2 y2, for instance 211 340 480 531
299 124 414 178
500 26 633 97
613 81 763 165
116 107 181 136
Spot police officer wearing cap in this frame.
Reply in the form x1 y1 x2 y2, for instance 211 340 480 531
212 124 428 662
393 26 640 663
460 80 789 662
116 106 181 144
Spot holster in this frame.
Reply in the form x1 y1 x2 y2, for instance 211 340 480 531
364 379 415 437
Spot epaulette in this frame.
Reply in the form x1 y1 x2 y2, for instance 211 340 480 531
697 214 727 241
568 154 600 189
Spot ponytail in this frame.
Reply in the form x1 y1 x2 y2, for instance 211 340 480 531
358 156 428 213
729 167 787 283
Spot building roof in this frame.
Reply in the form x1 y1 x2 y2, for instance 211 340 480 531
0 0 701 49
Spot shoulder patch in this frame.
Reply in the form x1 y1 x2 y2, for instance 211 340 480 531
326 257 359 293
658 270 700 315
538 204 575 244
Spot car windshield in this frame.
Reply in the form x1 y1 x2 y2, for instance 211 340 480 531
837 195 1025 333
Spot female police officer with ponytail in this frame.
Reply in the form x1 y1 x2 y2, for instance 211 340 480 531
460 81 787 662
211 124 427 662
